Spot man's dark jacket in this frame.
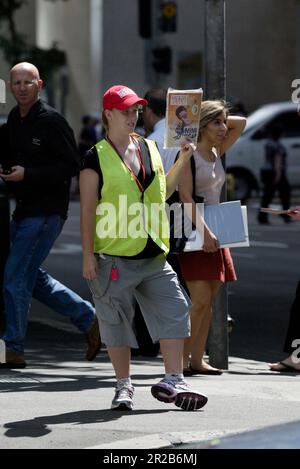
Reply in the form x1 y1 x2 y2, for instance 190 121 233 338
1 100 80 221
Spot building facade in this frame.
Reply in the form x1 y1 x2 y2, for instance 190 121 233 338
0 0 299 134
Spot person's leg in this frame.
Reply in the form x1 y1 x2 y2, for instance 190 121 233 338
284 280 300 354
134 256 190 367
107 346 131 379
2 216 62 355
269 355 300 372
134 256 208 410
258 176 275 223
153 335 208 410
190 280 222 371
2 214 98 361
132 301 160 357
278 174 291 223
160 338 184 374
86 256 139 409
106 346 134 410
182 280 212 369
269 280 300 372
33 269 100 361
183 280 222 372
33 269 95 332
27 218 99 361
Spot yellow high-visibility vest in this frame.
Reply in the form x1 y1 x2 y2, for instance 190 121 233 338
94 138 170 256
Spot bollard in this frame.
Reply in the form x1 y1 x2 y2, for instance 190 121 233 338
208 284 229 369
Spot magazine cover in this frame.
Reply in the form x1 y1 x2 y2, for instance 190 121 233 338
164 87 203 148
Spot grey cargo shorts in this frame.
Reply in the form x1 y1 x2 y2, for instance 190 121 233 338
87 254 191 348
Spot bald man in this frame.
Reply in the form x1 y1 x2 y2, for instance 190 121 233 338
0 62 100 368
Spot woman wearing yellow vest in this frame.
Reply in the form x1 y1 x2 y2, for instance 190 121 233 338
80 85 208 411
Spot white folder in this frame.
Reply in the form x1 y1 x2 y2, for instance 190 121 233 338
184 201 249 252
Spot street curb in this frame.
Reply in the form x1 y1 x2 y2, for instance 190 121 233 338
86 434 172 450
85 430 243 450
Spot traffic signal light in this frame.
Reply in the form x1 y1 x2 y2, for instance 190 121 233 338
159 1 177 33
138 0 152 38
152 46 172 74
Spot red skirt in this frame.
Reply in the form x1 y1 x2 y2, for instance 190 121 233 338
178 248 237 283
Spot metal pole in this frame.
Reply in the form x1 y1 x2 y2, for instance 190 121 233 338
152 0 168 88
204 0 226 100
152 0 162 87
205 0 228 369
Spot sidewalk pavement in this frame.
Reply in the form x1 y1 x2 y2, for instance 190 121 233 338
1 322 300 450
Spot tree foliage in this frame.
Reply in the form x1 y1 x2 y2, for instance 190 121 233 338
0 0 67 75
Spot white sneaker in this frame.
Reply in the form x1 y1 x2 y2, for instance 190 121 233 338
151 377 207 411
111 384 134 411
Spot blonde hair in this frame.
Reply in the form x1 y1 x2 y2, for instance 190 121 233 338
198 100 229 142
102 111 109 135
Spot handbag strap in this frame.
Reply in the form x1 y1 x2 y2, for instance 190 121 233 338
173 152 196 199
137 135 151 163
137 137 199 202
191 155 196 201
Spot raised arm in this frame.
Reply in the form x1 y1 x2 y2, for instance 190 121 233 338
165 142 195 199
218 115 247 156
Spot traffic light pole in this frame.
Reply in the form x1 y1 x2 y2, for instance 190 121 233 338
204 0 229 370
204 0 226 100
139 0 173 86
152 0 165 87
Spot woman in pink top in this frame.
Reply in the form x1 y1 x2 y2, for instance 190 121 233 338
178 100 246 375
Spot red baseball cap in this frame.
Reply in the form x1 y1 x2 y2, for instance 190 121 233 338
102 85 148 111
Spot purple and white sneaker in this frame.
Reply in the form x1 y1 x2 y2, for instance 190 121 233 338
151 377 208 411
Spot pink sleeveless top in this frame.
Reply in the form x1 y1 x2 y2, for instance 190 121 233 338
193 150 225 204
178 149 236 283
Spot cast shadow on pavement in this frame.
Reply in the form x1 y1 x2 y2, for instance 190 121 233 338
0 369 165 394
225 369 300 377
3 408 170 439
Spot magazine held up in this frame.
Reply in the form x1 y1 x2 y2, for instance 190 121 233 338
164 87 203 148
